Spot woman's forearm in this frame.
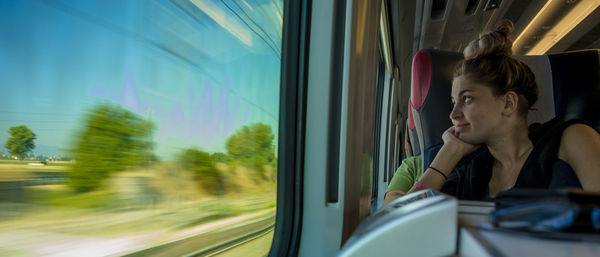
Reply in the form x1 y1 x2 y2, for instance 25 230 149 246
408 143 464 193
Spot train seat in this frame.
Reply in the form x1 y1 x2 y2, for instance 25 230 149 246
409 49 600 170
405 100 420 157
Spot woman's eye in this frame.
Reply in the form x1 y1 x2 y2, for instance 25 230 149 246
463 96 472 103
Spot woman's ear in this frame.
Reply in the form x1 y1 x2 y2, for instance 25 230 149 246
502 91 519 116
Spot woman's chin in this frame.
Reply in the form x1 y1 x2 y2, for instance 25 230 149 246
458 134 480 145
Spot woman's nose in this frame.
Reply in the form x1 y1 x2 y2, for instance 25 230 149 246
449 104 461 120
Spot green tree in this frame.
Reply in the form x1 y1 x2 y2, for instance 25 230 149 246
210 152 227 163
69 104 155 192
225 123 275 178
4 125 36 159
178 148 224 195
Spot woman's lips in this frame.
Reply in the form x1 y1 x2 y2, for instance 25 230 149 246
454 123 469 133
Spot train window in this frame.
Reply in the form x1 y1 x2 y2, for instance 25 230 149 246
0 0 282 256
371 57 385 213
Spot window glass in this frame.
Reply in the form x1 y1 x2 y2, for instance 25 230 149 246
0 0 282 256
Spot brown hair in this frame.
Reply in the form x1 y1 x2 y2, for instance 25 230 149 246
454 20 538 117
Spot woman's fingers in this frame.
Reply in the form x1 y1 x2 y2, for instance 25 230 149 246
442 126 480 156
384 190 406 205
442 126 458 143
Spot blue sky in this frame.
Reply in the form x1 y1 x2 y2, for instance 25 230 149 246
0 0 282 159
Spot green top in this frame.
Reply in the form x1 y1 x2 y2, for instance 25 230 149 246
386 156 423 193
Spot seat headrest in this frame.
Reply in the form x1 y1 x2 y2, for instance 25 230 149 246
549 50 600 129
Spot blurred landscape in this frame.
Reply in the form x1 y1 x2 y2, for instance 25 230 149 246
0 0 283 255
0 104 277 256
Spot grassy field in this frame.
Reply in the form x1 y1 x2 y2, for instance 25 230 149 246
0 160 277 256
0 161 276 230
4 187 276 236
0 194 277 256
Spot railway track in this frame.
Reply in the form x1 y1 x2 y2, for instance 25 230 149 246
123 213 275 257
187 223 274 257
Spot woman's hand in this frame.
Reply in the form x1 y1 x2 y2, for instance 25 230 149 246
407 126 481 194
384 190 406 205
442 126 480 158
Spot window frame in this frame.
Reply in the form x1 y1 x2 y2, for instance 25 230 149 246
268 0 311 256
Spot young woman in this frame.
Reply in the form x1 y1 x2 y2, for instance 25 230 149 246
407 21 600 200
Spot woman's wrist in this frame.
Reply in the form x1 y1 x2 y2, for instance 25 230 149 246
430 144 463 176
441 142 469 160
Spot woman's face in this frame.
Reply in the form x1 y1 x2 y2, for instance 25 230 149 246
450 75 506 144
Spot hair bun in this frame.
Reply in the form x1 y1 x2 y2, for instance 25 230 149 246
463 20 514 60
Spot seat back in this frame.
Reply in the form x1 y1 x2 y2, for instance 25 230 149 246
406 100 420 157
409 49 600 170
